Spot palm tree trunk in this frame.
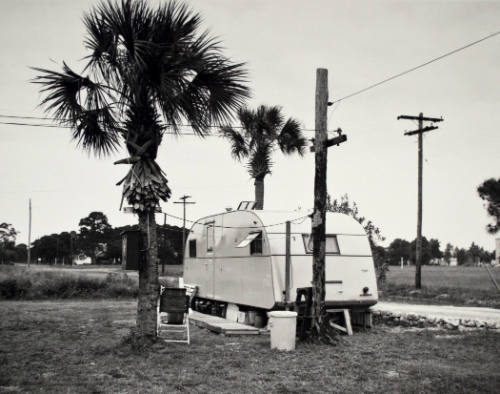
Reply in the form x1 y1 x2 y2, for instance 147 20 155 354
254 176 265 210
137 209 159 339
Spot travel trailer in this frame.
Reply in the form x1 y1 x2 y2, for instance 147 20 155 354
183 208 378 316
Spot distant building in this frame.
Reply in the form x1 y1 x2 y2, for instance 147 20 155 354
449 257 458 267
73 254 91 265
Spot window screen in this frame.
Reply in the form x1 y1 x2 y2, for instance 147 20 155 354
189 239 197 257
302 234 340 254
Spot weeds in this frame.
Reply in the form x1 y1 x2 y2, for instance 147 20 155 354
0 270 137 300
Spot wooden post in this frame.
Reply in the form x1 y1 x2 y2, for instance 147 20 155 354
285 221 291 306
311 68 328 331
27 198 31 267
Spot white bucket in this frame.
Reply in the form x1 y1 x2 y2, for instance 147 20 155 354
268 311 297 351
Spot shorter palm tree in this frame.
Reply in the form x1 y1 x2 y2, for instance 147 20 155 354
221 105 306 209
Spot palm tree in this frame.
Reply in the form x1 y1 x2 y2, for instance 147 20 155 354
33 0 249 340
221 105 306 209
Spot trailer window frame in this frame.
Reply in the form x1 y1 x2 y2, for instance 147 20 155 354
236 231 260 248
235 231 263 255
302 234 340 255
189 239 197 258
205 222 215 252
250 231 263 255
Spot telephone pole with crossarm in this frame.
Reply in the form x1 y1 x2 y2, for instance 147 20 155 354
398 113 443 289
310 68 348 336
174 195 196 263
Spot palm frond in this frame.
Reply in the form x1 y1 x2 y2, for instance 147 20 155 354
32 62 120 156
83 7 117 78
73 109 120 156
259 105 283 138
237 107 255 136
220 126 248 160
277 118 307 156
153 1 201 44
35 0 250 158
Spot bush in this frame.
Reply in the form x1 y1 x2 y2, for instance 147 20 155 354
0 276 32 299
0 270 137 300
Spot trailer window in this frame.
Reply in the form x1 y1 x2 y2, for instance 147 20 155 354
236 232 260 248
206 223 215 252
236 231 262 255
250 232 262 255
302 234 340 254
189 239 197 257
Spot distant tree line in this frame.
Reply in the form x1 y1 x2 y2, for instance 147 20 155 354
0 212 185 265
386 238 494 266
2 196 496 267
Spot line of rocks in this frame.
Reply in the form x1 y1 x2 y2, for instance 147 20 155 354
372 310 499 331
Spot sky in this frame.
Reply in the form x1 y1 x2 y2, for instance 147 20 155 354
0 0 499 252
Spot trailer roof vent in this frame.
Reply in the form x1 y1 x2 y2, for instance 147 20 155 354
237 201 256 210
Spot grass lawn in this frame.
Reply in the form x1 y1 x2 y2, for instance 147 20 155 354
386 265 500 290
382 265 500 308
0 300 499 393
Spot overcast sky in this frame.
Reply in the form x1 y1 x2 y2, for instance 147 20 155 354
0 0 499 251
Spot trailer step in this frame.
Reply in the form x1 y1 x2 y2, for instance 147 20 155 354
189 311 261 336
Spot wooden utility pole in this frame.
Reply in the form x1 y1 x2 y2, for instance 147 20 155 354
311 68 347 334
398 113 443 289
27 198 31 267
174 195 195 263
285 221 291 307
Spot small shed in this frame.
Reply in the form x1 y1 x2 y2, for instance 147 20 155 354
121 230 142 270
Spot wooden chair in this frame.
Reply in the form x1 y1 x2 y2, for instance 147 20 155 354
157 286 190 344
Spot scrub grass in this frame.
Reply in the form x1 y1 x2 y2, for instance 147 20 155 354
1 300 499 393
0 266 137 300
382 265 500 308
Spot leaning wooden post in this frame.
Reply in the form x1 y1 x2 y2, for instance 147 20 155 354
311 68 328 333
27 198 32 267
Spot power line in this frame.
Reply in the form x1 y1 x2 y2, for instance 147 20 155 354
0 120 214 135
0 121 65 128
2 30 499 133
162 211 311 229
330 29 500 105
0 117 317 133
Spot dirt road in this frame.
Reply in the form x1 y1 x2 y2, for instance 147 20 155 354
373 301 500 324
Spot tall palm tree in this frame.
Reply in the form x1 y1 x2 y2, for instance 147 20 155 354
221 105 306 209
33 0 249 340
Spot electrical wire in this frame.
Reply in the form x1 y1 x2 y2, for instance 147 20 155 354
0 121 66 128
0 118 317 134
329 29 500 105
2 30 499 132
160 211 311 229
